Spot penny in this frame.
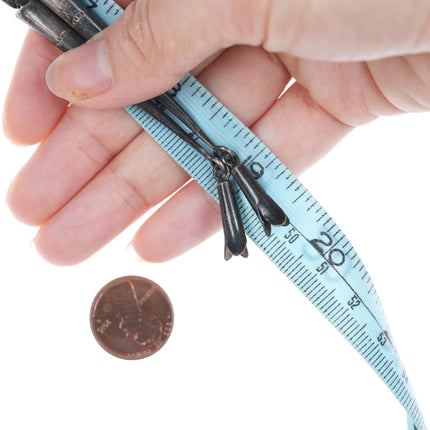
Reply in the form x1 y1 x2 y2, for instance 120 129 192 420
90 276 174 360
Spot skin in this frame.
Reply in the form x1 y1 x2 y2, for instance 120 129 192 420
3 0 430 265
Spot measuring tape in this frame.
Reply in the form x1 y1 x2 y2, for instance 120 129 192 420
82 2 426 428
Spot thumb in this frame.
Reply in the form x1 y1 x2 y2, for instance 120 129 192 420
46 0 430 108
45 0 264 108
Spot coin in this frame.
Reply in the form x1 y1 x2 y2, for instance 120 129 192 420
90 276 174 360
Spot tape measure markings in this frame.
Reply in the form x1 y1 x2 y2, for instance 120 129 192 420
88 3 426 429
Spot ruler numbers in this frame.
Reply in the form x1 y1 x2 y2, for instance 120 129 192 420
172 75 426 430
87 2 426 428
133 74 426 429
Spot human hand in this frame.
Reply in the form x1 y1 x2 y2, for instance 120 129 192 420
4 0 430 265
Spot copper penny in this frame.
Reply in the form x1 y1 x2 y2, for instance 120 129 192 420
90 276 174 360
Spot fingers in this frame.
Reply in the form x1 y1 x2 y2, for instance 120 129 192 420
34 131 184 265
367 54 430 113
251 83 352 176
7 106 142 225
281 56 400 127
3 30 67 145
26 45 289 264
282 54 430 119
264 0 430 61
45 0 263 108
134 181 221 263
44 0 430 109
133 82 353 262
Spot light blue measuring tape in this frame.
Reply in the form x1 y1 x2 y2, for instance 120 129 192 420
88 2 426 428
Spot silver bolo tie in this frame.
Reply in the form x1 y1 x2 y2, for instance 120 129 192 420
2 0 289 260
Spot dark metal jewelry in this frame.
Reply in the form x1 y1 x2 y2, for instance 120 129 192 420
2 0 289 259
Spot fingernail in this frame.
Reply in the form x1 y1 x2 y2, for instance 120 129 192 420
126 241 144 262
46 38 113 101
29 238 38 253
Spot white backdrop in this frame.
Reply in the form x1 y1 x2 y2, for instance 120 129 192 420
0 9 429 430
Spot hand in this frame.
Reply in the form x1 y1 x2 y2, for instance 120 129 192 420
4 0 430 265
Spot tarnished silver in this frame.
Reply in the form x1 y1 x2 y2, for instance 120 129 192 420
3 0 19 7
39 0 104 39
214 167 248 260
232 163 289 236
155 92 217 156
13 0 85 51
147 92 290 239
2 0 290 258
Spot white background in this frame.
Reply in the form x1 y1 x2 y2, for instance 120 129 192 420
0 9 429 430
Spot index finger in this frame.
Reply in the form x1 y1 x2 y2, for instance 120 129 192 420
2 0 136 145
3 30 68 145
